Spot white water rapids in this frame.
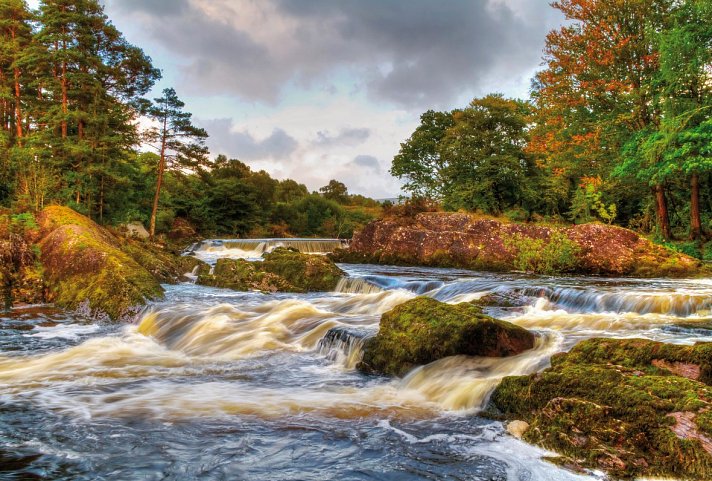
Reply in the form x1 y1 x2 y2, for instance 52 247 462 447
0 240 710 480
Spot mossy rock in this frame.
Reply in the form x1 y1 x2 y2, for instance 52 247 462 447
358 297 535 377
488 338 712 480
38 206 164 320
120 239 208 283
261 247 344 292
197 258 295 292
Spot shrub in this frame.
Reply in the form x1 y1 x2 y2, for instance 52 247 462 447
505 231 580 274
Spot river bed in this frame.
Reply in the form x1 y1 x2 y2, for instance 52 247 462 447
1 256 711 480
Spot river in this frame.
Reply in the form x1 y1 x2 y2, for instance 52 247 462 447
1 240 711 480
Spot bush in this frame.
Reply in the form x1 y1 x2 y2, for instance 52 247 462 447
505 231 580 274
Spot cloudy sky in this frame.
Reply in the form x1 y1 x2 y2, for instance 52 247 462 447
99 0 563 198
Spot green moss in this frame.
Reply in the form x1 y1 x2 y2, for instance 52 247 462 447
198 258 294 292
488 338 712 480
261 247 344 291
120 239 208 283
39 207 164 320
196 249 343 293
358 297 535 377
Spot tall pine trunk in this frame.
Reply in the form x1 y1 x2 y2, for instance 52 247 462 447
654 184 671 240
690 173 701 240
11 27 23 144
61 59 67 138
149 118 168 239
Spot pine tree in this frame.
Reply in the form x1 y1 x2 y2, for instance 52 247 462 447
145 88 208 238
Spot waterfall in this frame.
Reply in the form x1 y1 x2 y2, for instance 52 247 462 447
317 327 369 369
191 238 349 263
334 277 383 294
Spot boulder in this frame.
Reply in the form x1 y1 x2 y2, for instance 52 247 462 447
197 248 344 293
487 338 712 479
122 221 149 239
167 217 198 241
358 297 535 377
38 206 163 320
261 247 344 292
339 212 703 277
197 257 294 292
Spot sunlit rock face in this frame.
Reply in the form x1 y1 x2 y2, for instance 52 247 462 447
342 212 703 277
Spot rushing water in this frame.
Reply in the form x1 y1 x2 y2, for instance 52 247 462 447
1 243 711 480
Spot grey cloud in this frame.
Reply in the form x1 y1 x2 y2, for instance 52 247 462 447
350 155 381 172
108 0 188 16
197 118 298 161
104 0 562 108
314 128 370 146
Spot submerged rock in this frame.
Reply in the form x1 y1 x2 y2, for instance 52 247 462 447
197 247 344 293
38 206 164 320
358 297 535 377
338 212 703 277
488 338 712 479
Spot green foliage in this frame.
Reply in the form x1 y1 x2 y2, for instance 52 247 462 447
390 110 454 200
568 178 617 224
505 231 580 274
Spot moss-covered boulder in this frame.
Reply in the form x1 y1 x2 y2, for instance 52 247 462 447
358 297 535 377
197 248 344 293
38 206 164 320
488 338 712 480
197 258 295 292
119 238 207 283
261 247 344 291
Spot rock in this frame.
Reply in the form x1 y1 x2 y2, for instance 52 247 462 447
261 247 344 292
197 248 344 293
168 217 198 241
357 297 535 377
339 212 703 277
487 338 712 480
121 221 149 239
506 420 529 439
38 206 164 320
197 258 295 292
119 238 208 283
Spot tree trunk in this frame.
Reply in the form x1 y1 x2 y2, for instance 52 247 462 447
61 59 67 138
654 184 671 240
690 173 702 241
149 119 168 239
11 27 23 144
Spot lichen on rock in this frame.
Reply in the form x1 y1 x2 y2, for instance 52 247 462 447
358 297 535 377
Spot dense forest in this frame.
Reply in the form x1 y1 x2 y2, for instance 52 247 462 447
1 0 710 249
0 0 380 238
391 0 711 252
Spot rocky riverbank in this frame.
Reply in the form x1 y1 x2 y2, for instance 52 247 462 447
333 212 705 277
1 206 206 320
487 338 712 479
